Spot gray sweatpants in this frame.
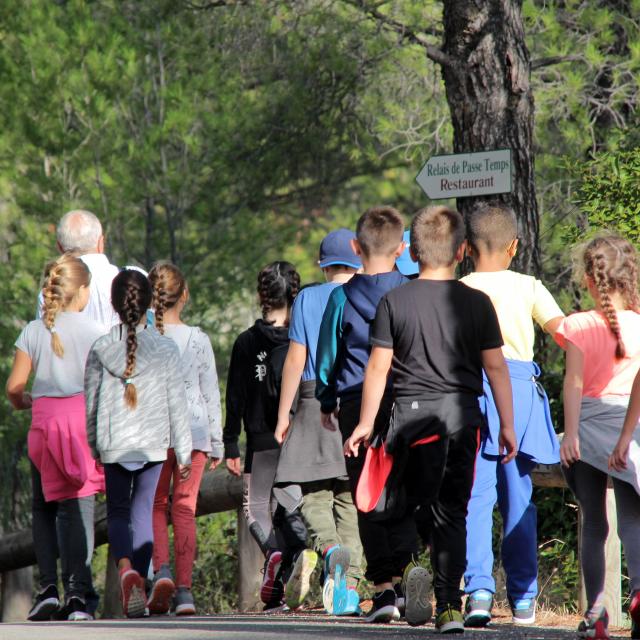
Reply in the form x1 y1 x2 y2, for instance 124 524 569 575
571 461 640 610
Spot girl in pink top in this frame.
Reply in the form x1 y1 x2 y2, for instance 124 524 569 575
556 235 640 640
6 254 105 622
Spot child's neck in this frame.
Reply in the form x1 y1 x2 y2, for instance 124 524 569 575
163 306 184 325
472 253 512 272
418 264 457 280
595 291 627 312
327 272 354 284
264 307 289 327
362 255 397 276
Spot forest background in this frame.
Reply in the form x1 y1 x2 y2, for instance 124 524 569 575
0 0 639 614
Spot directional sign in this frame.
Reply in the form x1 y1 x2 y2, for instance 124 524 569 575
416 149 512 199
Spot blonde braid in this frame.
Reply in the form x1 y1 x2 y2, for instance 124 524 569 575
593 253 626 359
42 269 65 357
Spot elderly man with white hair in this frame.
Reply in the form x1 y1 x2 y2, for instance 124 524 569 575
38 210 119 333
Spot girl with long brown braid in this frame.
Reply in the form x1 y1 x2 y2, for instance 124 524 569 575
147 262 222 616
6 253 105 622
556 235 640 639
84 269 192 619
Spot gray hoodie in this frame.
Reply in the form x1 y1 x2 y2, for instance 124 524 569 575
85 324 192 465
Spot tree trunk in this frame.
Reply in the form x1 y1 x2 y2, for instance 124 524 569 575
440 0 540 275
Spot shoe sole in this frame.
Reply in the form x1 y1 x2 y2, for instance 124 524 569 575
438 620 465 634
364 604 401 623
175 603 196 616
147 577 175 615
68 611 93 621
285 550 318 609
405 566 433 627
327 548 350 615
260 552 283 604
126 584 147 618
464 610 491 628
512 613 536 625
28 598 60 621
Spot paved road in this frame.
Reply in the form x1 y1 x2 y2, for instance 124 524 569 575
0 613 630 640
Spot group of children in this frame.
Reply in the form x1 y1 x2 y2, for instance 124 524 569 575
5 204 640 639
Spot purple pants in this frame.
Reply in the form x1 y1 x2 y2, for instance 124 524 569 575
104 462 162 576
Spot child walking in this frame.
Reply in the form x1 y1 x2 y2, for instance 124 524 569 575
274 229 364 615
558 235 640 640
461 204 564 626
223 261 308 610
346 206 517 634
7 253 105 622
84 269 192 618
146 262 223 616
315 207 415 623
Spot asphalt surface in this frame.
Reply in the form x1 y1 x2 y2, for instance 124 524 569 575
0 613 630 640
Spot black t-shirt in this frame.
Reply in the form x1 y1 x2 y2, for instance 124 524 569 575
371 279 503 398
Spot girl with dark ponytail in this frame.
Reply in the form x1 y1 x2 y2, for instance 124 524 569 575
84 269 192 619
223 261 307 610
556 235 640 638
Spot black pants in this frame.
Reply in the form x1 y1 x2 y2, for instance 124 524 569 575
393 398 480 611
339 396 419 585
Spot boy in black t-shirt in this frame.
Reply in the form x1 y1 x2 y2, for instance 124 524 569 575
345 205 517 634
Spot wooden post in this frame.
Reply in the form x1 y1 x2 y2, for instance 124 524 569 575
102 546 124 619
1 566 33 622
237 509 264 612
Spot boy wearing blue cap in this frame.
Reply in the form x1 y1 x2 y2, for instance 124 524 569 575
274 228 363 615
315 207 414 624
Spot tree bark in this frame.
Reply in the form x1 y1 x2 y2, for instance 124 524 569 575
440 0 540 275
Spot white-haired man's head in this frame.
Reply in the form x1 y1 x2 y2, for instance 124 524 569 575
56 209 104 254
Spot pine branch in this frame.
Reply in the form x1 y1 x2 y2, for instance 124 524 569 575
531 55 583 70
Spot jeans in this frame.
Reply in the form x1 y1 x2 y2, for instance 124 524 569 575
31 464 96 600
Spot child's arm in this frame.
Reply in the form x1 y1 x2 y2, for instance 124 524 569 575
344 345 392 456
560 341 583 467
274 341 307 444
84 347 103 459
6 349 33 410
199 332 223 470
533 279 564 338
481 347 517 463
223 337 247 477
609 368 640 471
543 316 564 337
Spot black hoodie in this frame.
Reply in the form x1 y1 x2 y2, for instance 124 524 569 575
223 319 289 461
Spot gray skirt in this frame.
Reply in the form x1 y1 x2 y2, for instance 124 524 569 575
274 379 347 484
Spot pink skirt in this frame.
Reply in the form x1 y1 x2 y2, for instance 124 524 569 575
29 395 105 502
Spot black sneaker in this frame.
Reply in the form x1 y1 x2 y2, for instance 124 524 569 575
394 582 406 617
65 596 93 621
28 585 60 621
365 589 400 623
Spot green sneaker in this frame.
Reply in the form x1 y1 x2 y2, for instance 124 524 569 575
435 606 464 634
285 549 318 609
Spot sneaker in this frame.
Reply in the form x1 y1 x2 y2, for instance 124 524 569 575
263 600 289 613
261 551 283 604
510 597 536 625
403 564 433 627
435 605 465 634
65 596 93 621
120 568 146 618
393 582 406 617
365 589 400 623
285 549 318 610
174 586 196 616
28 584 60 621
577 607 609 639
630 591 640 639
464 589 493 627
147 564 175 615
322 545 350 615
336 586 361 617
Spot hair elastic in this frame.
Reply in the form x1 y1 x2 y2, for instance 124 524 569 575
125 378 133 385
50 326 57 334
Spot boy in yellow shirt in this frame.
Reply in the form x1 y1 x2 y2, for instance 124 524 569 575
461 204 564 627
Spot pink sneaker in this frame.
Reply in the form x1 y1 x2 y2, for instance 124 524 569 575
260 551 283 604
120 568 146 618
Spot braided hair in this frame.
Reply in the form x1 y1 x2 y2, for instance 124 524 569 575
41 253 91 357
581 235 640 360
111 269 153 409
148 261 187 335
257 261 300 323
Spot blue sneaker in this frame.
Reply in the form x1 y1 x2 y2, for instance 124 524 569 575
464 589 493 627
321 545 350 615
510 597 536 625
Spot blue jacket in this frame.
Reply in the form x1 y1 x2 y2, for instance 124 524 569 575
315 271 407 413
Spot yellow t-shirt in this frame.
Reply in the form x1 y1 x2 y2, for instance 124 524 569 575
460 270 563 361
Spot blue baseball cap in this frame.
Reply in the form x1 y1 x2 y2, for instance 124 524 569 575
395 230 418 276
318 228 361 269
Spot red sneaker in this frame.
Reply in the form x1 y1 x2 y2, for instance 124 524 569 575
630 591 640 639
120 568 146 618
260 551 283 604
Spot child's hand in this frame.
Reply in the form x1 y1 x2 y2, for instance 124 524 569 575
22 392 33 409
226 457 241 476
274 419 290 445
498 425 517 463
344 423 373 457
609 436 631 472
320 411 338 432
560 433 580 467
209 457 222 471
178 464 191 480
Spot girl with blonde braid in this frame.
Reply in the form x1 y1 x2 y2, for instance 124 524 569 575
7 253 105 621
557 235 640 640
84 269 192 618
147 262 222 616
